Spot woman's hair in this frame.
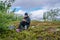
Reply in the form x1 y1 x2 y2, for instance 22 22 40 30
24 13 29 18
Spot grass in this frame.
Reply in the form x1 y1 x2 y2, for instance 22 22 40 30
0 21 60 40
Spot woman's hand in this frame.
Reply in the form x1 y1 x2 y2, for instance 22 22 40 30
22 19 26 22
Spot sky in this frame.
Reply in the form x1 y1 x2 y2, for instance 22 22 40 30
10 0 60 20
11 0 60 10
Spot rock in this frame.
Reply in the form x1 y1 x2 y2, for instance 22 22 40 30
32 26 35 28
8 25 15 30
56 29 60 31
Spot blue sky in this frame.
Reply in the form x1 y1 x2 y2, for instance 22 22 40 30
11 0 60 12
10 7 43 12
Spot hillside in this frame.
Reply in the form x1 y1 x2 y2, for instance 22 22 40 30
0 21 60 40
13 21 60 28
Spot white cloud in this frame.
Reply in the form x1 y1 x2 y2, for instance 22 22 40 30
30 9 47 20
14 10 25 16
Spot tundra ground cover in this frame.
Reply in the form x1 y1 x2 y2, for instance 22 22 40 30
0 21 60 40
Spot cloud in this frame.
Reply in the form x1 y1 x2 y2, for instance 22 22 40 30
14 10 25 16
12 0 60 10
30 9 47 20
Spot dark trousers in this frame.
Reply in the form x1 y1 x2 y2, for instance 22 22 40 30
19 21 30 30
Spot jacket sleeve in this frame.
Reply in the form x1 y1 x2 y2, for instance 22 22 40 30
26 18 31 23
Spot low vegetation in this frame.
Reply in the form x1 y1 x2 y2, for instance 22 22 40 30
0 20 60 40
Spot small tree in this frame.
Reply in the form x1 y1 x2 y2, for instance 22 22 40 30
43 8 60 21
0 0 15 33
43 12 48 21
0 0 15 12
48 9 60 21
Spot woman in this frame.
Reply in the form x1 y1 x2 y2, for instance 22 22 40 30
18 13 31 31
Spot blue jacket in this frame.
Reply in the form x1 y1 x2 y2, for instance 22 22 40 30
25 17 31 25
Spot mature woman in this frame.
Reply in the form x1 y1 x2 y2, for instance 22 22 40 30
18 13 31 30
